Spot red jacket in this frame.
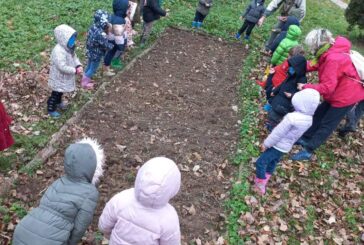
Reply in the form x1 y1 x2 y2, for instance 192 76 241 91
272 60 289 87
0 102 14 151
304 36 364 108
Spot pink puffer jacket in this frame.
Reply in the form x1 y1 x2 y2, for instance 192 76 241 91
98 157 181 245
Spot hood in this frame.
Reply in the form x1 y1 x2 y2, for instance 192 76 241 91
328 36 351 54
282 16 300 31
64 138 105 185
134 157 181 209
292 88 320 116
113 0 129 18
94 9 110 29
288 54 307 77
286 25 301 40
54 24 77 50
256 0 265 4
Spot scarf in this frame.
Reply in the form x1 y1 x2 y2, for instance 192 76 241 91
310 43 331 66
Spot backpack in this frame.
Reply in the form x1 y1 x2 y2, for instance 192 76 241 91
349 50 364 87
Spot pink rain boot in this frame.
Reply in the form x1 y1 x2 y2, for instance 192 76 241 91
81 75 94 90
263 173 272 185
254 177 267 196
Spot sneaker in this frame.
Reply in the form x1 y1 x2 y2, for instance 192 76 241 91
103 70 116 77
244 35 250 41
196 22 202 28
291 149 312 161
263 103 271 111
192 21 198 28
235 33 241 40
57 102 68 110
338 127 356 137
48 111 61 118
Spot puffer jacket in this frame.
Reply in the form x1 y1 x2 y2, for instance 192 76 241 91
267 16 300 52
270 55 307 116
264 0 306 21
0 101 14 151
86 10 114 61
264 88 320 153
98 157 181 245
13 138 105 245
197 0 213 16
143 0 166 23
271 24 301 65
304 36 364 108
48 24 81 93
242 0 265 24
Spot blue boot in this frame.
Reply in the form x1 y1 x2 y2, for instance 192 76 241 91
244 35 250 41
57 102 68 110
263 103 271 112
235 33 241 40
291 149 312 161
192 21 198 28
48 111 61 118
197 22 203 28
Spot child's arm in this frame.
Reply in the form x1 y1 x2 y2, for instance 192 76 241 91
68 192 99 245
150 0 166 16
97 31 114 51
160 209 181 245
54 50 77 74
98 195 119 239
264 115 293 149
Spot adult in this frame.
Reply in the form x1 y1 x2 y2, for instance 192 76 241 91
292 29 364 160
258 0 306 50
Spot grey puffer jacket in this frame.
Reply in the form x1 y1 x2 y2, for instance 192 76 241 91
13 138 105 245
242 0 265 24
196 0 213 16
48 24 82 93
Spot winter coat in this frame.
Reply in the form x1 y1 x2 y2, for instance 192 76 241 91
99 157 181 245
86 10 114 61
241 0 265 24
109 0 129 50
264 0 306 21
196 0 213 16
13 138 105 245
0 102 14 151
304 36 364 108
272 59 289 87
264 88 320 153
271 24 301 65
270 55 307 116
143 0 166 23
267 16 300 52
48 25 81 93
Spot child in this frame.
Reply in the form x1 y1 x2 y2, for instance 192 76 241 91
0 101 14 151
140 0 167 45
98 157 181 244
271 24 301 66
47 24 83 118
104 0 129 71
82 10 114 89
192 0 213 29
235 0 265 41
267 54 307 128
255 88 320 195
13 138 105 245
125 1 138 48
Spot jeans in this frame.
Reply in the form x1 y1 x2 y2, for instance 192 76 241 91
104 41 126 66
302 101 354 152
256 147 284 179
85 59 101 79
343 100 364 130
47 91 63 112
238 20 256 37
194 11 206 23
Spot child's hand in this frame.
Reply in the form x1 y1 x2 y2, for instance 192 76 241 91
270 92 275 97
76 66 83 74
269 67 275 74
284 92 292 98
297 83 305 91
260 144 266 152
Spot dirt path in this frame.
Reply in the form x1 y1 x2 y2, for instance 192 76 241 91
8 28 245 244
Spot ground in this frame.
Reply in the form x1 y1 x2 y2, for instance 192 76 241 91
0 28 245 244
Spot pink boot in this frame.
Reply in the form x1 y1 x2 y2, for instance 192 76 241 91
254 177 267 196
262 173 272 185
81 75 94 90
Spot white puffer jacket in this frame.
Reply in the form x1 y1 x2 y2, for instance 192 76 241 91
48 24 81 93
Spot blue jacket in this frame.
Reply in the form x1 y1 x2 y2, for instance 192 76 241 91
86 10 114 61
111 0 129 25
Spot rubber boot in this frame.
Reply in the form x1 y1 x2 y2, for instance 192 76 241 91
81 75 94 90
254 177 266 196
192 21 198 28
111 58 123 70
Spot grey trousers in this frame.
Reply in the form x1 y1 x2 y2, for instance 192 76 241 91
343 100 364 130
265 20 285 49
141 21 154 43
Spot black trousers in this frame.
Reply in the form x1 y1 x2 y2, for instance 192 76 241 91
238 20 256 36
265 73 274 102
47 91 63 112
302 101 354 152
194 11 206 22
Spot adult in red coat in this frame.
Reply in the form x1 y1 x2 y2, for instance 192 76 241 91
0 101 14 151
292 29 364 160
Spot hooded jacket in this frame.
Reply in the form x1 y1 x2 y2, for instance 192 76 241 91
86 10 114 61
304 36 364 107
264 88 320 153
109 0 129 50
98 157 181 245
48 24 81 93
196 0 213 16
13 138 105 245
267 16 300 52
0 102 14 151
270 55 307 116
241 0 265 24
143 0 166 23
271 24 301 65
264 0 306 21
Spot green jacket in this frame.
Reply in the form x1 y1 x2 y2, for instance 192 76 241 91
271 25 302 65
13 139 105 245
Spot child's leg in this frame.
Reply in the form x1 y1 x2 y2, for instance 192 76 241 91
265 74 274 101
265 148 284 176
238 20 249 35
199 13 207 23
104 43 118 67
141 21 154 44
84 60 101 79
245 21 256 39
47 91 62 116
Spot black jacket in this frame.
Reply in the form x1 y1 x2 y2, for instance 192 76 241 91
270 55 307 115
242 0 265 24
143 0 166 23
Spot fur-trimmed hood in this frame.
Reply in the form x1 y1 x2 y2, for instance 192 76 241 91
64 138 105 185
